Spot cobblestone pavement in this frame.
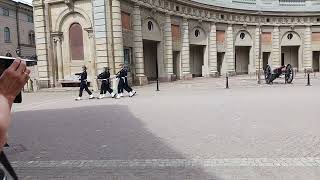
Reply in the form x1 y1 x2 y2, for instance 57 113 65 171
5 75 320 179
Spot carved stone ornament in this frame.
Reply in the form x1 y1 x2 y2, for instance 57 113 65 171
65 0 74 10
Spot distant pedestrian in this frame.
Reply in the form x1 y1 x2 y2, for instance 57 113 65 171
75 66 94 100
97 67 116 99
115 64 136 99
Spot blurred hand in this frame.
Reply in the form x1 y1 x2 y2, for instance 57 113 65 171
0 58 30 106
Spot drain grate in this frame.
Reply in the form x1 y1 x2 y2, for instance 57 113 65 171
3 144 27 154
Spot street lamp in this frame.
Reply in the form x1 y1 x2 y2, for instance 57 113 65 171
257 11 262 84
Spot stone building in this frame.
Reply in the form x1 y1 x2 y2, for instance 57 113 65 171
0 0 35 58
33 0 320 88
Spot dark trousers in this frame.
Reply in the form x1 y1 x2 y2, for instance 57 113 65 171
100 81 113 94
118 78 132 94
79 82 92 97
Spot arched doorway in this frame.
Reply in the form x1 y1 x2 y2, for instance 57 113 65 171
189 27 207 77
142 18 162 82
234 30 253 74
281 31 301 71
57 12 93 81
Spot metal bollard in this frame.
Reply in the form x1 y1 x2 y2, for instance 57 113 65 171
156 79 160 91
226 75 229 89
307 73 311 86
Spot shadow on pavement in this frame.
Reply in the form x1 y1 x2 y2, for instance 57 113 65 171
6 105 219 179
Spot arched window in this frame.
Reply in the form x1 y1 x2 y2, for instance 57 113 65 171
69 23 84 60
4 27 10 42
29 31 35 45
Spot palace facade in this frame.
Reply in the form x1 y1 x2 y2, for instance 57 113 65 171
33 0 320 88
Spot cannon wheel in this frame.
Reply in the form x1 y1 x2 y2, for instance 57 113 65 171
264 65 272 84
285 64 294 84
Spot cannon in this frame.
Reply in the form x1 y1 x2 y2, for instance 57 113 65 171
264 64 294 84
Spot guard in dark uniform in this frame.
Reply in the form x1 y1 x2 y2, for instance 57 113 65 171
115 64 136 99
97 67 116 99
75 66 94 100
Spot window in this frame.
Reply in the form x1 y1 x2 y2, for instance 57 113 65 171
195 29 200 37
69 23 84 60
287 33 293 40
217 30 225 43
123 48 132 72
27 15 33 23
3 8 9 16
171 24 180 41
240 32 245 39
121 12 131 30
29 31 35 45
175 6 180 11
4 27 10 42
5 52 12 57
147 21 153 31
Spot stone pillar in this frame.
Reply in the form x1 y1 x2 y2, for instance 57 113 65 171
226 24 235 75
93 0 109 74
133 5 148 85
53 35 64 82
208 23 218 77
112 0 124 73
254 26 261 72
181 18 192 79
45 3 54 87
304 25 312 70
33 1 49 88
272 26 280 68
87 30 98 91
164 14 174 81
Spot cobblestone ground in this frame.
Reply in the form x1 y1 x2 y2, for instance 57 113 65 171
4 74 320 179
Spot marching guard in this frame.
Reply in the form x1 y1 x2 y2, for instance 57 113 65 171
116 64 136 99
75 66 94 100
97 67 116 99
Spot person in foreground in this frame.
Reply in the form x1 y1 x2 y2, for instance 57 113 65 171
0 58 30 149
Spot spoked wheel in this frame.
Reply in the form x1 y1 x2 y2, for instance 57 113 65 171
285 64 294 84
264 65 272 84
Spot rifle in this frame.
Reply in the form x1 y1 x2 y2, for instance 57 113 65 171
0 144 18 180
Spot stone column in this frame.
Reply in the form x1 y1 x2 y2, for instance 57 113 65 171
112 0 124 73
133 5 148 85
181 18 192 79
254 26 261 72
53 35 63 82
33 1 49 88
304 25 312 70
226 24 235 75
87 30 98 91
272 26 280 67
208 22 218 77
164 14 174 81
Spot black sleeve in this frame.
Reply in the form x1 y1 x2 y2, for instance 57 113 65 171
106 72 110 78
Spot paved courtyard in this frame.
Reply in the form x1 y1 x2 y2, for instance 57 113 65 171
4 74 320 179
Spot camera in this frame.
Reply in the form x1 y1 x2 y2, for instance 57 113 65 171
0 56 37 103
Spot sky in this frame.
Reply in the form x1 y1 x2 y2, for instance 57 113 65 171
16 0 33 5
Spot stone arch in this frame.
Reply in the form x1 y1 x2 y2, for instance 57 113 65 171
281 31 301 46
234 30 254 74
190 26 207 45
58 12 93 80
280 31 302 71
142 17 162 41
234 30 253 46
54 7 92 32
